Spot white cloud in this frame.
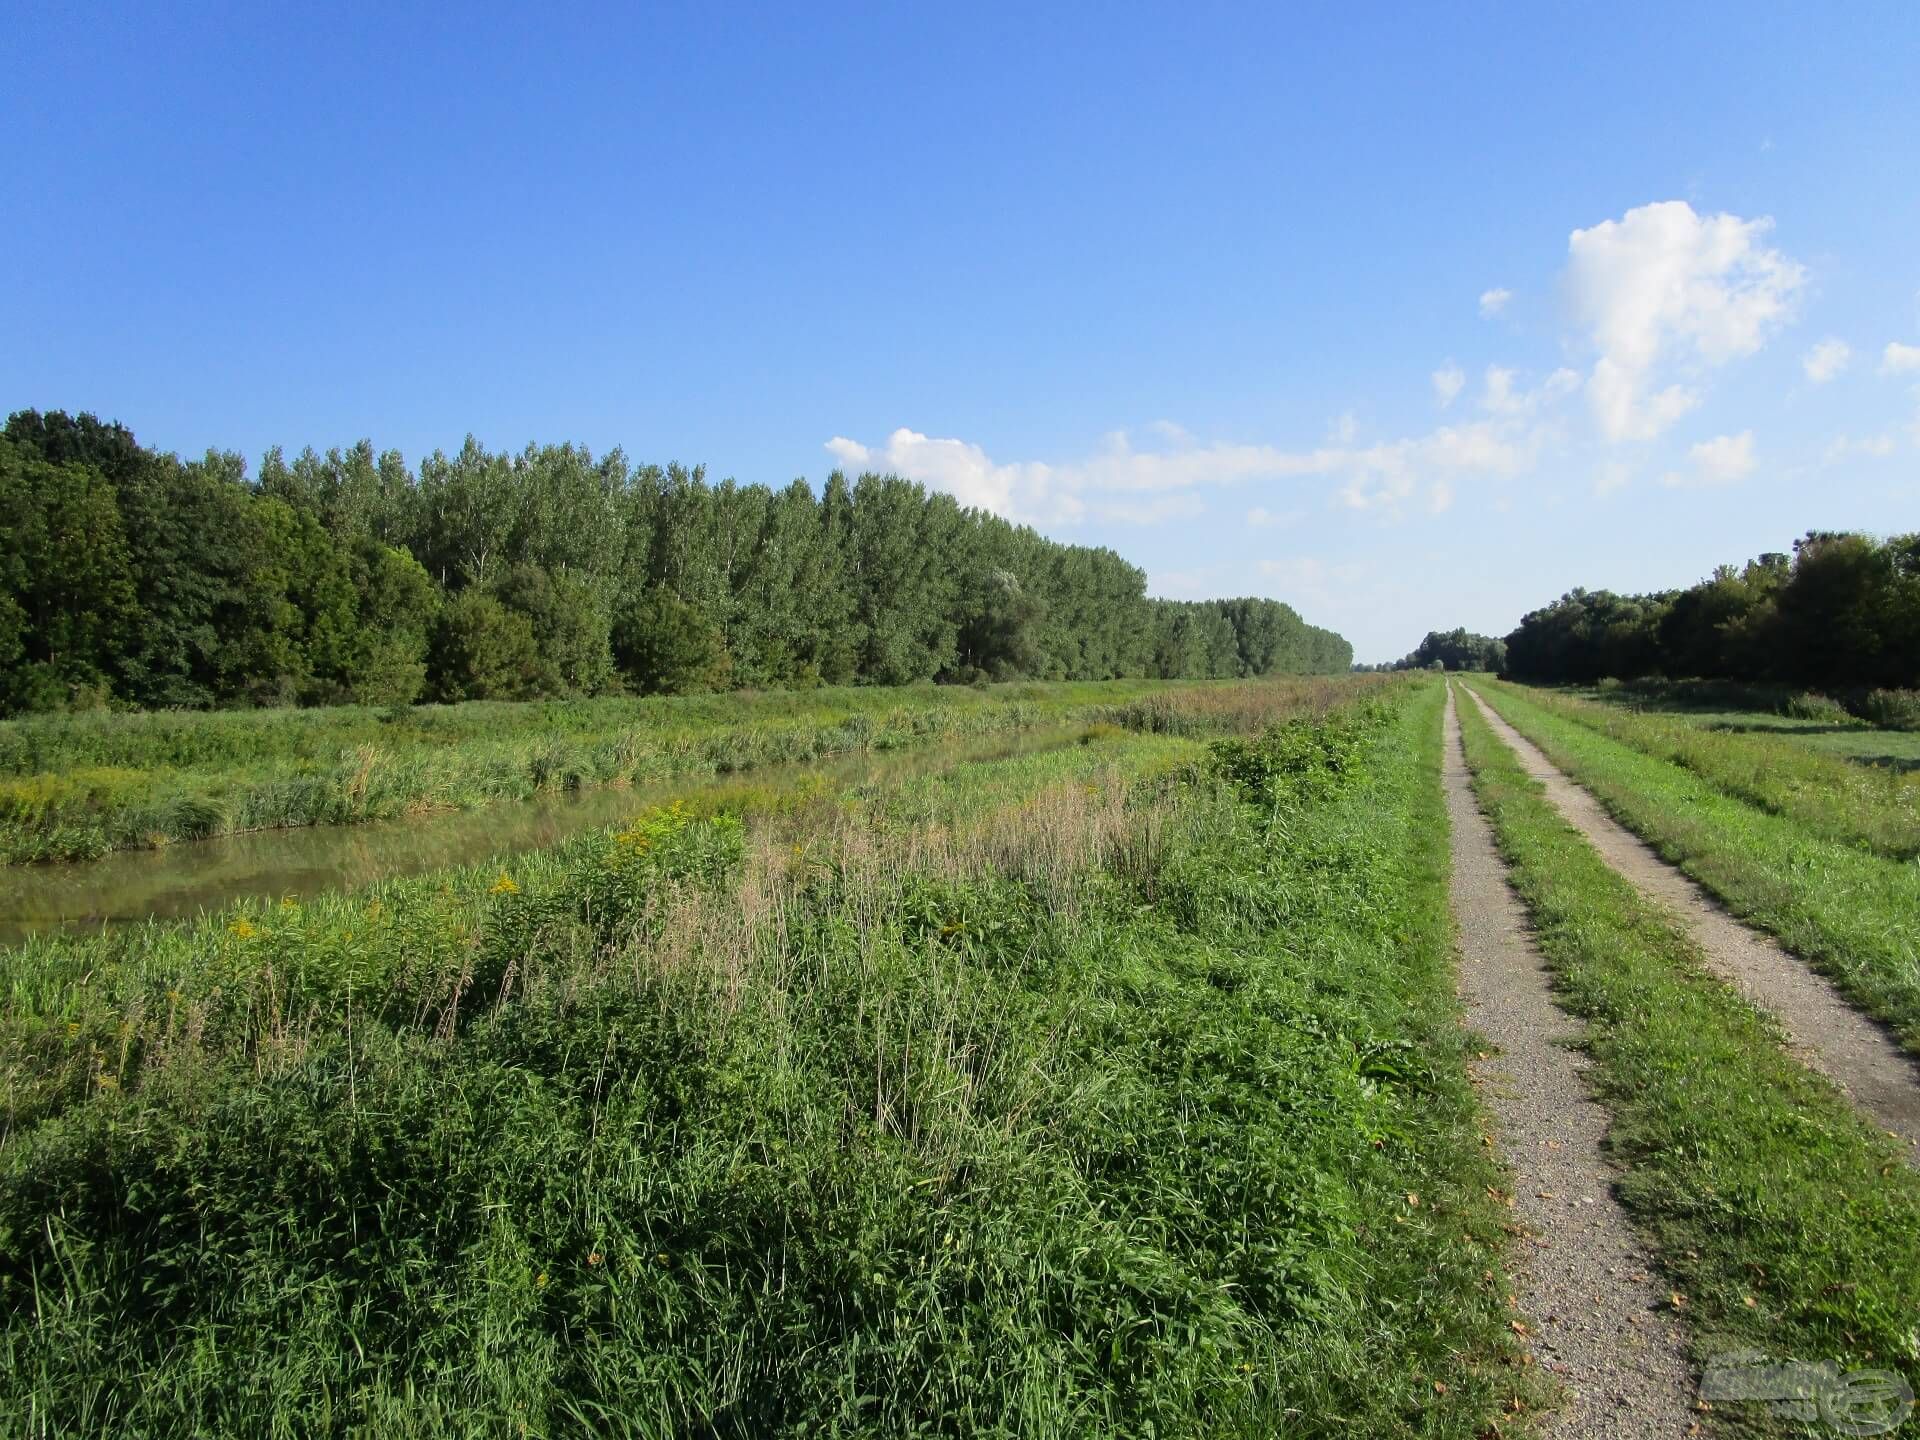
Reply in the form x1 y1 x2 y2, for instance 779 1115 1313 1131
1479 288 1512 317
1432 363 1466 408
1662 430 1756 487
826 392 1572 526
1825 432 1898 463
1882 341 1920 374
1568 200 1805 441
1482 365 1580 417
1802 338 1851 384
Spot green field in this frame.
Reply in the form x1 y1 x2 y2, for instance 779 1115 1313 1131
1 675 1556 1436
1571 679 1920 772
8 668 1920 1435
0 677 1372 865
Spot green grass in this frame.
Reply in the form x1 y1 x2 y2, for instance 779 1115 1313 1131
1468 678 1920 1053
0 676 1379 864
1574 679 1920 770
1518 683 1920 859
1455 688 1920 1434
0 676 1538 1437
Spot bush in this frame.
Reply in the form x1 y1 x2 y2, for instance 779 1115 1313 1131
1781 691 1853 724
1860 688 1920 731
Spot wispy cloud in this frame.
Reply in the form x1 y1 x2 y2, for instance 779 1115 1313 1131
826 394 1569 527
1802 338 1851 384
1432 363 1466 408
1479 287 1512 317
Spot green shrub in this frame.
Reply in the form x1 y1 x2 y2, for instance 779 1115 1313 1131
1860 687 1920 731
1780 690 1853 723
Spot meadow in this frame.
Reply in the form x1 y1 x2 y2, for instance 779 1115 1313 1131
0 678 1361 865
0 674 1554 1437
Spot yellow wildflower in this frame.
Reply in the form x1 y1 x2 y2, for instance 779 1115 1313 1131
488 872 520 896
228 918 258 940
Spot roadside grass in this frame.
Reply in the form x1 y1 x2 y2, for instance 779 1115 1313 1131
1514 683 1920 860
1468 679 1920 1053
1455 689 1920 1432
0 676 1533 1437
0 675 1386 865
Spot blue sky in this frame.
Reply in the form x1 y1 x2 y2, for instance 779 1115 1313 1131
5 2 1917 662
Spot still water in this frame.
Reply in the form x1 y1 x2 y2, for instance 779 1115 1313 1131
0 728 1084 945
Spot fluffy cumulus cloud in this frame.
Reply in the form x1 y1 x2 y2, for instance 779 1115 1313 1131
1479 288 1512 317
1662 430 1756 487
1882 341 1920 374
1431 363 1466 408
1568 200 1805 442
1802 338 1851 384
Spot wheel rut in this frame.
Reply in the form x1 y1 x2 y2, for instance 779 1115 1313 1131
1442 686 1698 1437
1460 682 1920 1168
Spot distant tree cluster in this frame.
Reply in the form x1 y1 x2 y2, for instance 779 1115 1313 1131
1373 628 1507 673
0 410 1351 714
1503 533 1920 689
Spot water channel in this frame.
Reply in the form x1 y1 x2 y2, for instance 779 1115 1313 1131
0 727 1086 945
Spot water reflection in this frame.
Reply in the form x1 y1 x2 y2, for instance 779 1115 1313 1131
0 729 1081 945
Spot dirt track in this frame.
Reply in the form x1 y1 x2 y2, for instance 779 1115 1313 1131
1460 683 1920 1168
1443 686 1698 1436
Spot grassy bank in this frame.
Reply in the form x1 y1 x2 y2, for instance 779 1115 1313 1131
0 676 1377 865
1468 678 1920 1052
1512 682 1920 859
0 676 1535 1436
1455 689 1920 1431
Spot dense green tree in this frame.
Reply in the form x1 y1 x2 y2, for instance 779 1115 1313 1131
0 409 1356 714
0 438 139 710
1503 532 1919 692
1393 628 1506 673
613 586 731 695
491 564 615 697
428 591 548 702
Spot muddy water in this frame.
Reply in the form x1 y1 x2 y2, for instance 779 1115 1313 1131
0 728 1085 945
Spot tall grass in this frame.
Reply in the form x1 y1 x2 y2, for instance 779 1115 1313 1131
0 676 1531 1437
0 676 1395 864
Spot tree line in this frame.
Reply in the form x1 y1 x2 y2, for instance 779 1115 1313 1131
1501 531 1920 690
0 410 1351 714
1362 628 1507 674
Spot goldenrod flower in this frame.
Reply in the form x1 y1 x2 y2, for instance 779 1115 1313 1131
228 918 258 940
488 872 519 896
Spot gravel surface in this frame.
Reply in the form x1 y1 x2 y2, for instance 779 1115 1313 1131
1462 683 1920 1169
1443 687 1700 1437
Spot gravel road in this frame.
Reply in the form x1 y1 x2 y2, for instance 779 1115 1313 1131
1443 686 1699 1437
1460 683 1920 1168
